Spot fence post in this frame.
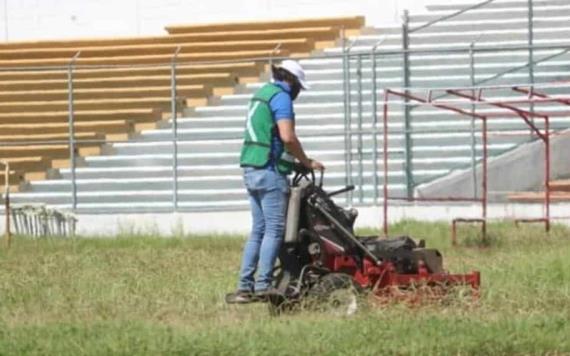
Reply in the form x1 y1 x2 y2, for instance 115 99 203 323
371 39 384 205
469 42 478 198
402 10 414 199
527 0 535 134
342 28 354 205
68 51 81 212
527 0 534 86
171 46 182 211
356 54 364 203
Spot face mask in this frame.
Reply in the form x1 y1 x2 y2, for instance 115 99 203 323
290 81 301 101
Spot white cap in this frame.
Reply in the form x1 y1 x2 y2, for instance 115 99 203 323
278 59 310 90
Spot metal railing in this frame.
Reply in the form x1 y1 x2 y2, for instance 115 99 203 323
1 0 569 215
11 205 76 237
2 43 570 213
400 0 501 199
410 0 497 33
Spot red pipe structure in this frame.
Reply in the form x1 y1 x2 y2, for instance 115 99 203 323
381 84 570 243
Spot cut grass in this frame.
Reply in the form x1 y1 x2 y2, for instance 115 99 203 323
0 220 569 355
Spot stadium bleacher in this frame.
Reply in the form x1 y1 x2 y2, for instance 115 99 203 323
4 2 570 212
0 16 364 190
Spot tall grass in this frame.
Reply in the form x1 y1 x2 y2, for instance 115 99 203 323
0 221 569 355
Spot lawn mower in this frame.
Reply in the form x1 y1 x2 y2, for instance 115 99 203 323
228 165 480 314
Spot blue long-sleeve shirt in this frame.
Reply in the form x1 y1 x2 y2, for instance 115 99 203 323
267 80 295 169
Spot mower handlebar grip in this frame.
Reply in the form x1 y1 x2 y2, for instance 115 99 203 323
327 185 355 198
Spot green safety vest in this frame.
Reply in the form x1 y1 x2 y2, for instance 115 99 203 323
239 83 295 175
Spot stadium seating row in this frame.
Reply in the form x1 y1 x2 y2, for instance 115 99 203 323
0 16 365 189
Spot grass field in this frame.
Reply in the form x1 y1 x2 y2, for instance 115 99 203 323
1 220 570 355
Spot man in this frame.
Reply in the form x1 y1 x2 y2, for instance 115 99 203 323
227 59 325 303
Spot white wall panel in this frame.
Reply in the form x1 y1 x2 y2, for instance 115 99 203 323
0 0 435 42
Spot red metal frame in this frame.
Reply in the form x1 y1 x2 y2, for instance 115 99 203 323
331 254 481 301
381 84 570 244
318 236 481 300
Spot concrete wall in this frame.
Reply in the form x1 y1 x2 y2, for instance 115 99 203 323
0 0 438 42
415 130 570 201
1 203 569 237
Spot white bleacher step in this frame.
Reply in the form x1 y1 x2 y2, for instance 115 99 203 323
58 157 485 181
84 152 241 167
194 84 570 118
171 115 570 135
107 141 360 157
166 111 570 135
240 71 570 93
108 136 392 155
10 184 408 214
83 150 361 168
59 165 242 180
24 173 413 194
411 142 515 158
136 123 535 147
409 4 570 24
298 50 570 71
323 36 570 54
350 26 570 47
13 189 249 205
304 60 570 81
427 0 569 12
223 65 569 101
28 176 245 192
108 136 518 159
401 17 570 35
341 26 570 50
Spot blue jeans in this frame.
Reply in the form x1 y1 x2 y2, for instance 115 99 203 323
238 167 289 292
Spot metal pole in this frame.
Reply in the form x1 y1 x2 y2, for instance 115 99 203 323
347 50 354 206
356 54 364 203
382 90 390 237
528 0 535 136
469 43 478 198
2 161 10 248
341 27 350 205
68 51 81 212
482 117 488 241
171 46 182 211
371 39 385 205
545 116 551 232
342 29 355 206
402 10 414 199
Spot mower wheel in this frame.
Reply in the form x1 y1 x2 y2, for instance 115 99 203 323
272 248 303 295
307 273 362 316
267 294 297 316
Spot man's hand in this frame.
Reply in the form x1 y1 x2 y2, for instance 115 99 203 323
306 159 325 171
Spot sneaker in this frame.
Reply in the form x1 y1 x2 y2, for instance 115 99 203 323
225 290 253 304
254 287 281 302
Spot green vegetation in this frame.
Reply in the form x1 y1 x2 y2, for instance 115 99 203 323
1 221 569 355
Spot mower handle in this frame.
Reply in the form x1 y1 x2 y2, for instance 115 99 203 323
327 185 355 198
292 163 323 188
